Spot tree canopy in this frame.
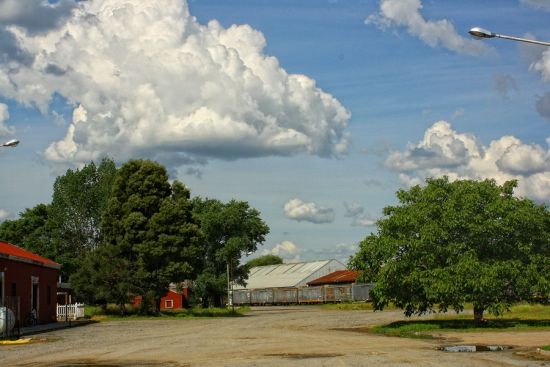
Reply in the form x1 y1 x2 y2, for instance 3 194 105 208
72 159 202 313
0 158 117 278
349 177 549 322
246 254 283 268
192 198 269 307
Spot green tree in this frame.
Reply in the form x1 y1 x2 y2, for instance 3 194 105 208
0 204 53 258
192 198 269 307
0 159 117 280
349 177 549 322
48 158 117 277
80 159 201 314
246 254 283 268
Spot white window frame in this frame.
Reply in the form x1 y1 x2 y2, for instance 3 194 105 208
164 299 174 309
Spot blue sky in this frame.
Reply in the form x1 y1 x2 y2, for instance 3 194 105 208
0 0 548 263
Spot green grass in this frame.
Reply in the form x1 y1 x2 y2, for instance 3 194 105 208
322 302 374 311
541 345 550 351
85 304 250 321
371 304 550 339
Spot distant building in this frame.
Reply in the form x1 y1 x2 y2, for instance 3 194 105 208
0 241 60 326
134 283 189 310
307 270 361 287
234 259 346 290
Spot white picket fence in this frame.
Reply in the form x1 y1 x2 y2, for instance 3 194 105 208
57 303 85 321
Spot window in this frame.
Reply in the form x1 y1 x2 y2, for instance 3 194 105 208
164 299 174 309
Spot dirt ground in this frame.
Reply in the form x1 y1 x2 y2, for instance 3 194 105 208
1 306 549 367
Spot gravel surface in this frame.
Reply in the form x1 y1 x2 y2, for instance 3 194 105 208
1 306 548 367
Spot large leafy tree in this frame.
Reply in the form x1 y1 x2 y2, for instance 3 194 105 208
78 159 202 313
49 158 117 276
192 198 269 307
350 177 549 322
0 158 117 279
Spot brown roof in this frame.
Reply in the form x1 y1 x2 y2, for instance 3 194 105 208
0 241 61 269
307 270 360 286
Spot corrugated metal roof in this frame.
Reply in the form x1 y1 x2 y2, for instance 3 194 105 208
0 241 61 269
307 270 360 286
236 260 345 289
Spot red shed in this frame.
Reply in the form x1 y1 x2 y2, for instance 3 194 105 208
134 285 188 310
160 289 188 310
0 241 60 326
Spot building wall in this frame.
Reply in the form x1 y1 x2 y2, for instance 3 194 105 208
294 260 346 287
0 258 59 325
160 289 188 309
134 289 188 310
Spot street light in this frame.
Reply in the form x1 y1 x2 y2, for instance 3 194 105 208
1 139 19 147
469 27 550 47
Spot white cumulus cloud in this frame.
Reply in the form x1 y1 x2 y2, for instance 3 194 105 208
520 0 550 11
0 103 14 137
284 198 335 224
0 209 9 220
262 240 301 263
307 242 358 264
0 0 350 166
530 48 550 82
387 121 550 202
366 0 490 56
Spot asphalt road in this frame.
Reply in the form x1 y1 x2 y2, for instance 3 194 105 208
1 306 548 366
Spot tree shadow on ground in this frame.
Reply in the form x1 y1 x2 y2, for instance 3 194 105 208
380 318 550 331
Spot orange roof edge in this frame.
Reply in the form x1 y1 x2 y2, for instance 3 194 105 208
0 241 61 269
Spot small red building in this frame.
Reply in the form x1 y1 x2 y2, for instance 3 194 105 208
0 241 60 325
134 286 188 310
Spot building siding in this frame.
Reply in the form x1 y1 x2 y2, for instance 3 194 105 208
0 257 59 325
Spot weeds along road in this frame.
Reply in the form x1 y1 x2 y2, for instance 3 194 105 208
2 306 548 367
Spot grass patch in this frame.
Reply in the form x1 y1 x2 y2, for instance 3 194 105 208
371 303 550 339
541 345 550 351
85 304 249 321
322 302 374 311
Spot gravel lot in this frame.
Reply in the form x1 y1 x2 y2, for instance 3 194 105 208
2 306 549 367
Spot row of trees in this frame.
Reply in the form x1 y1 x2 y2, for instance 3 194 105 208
0 158 269 313
349 177 549 322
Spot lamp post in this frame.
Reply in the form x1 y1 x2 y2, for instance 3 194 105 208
469 27 550 47
1 139 19 147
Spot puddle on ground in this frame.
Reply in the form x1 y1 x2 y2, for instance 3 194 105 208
265 352 343 359
440 345 511 352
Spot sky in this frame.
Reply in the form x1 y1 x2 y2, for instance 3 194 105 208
0 0 548 264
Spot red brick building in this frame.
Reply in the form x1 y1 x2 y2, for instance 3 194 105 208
0 241 60 325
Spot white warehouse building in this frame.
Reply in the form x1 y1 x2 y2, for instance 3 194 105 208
234 259 346 290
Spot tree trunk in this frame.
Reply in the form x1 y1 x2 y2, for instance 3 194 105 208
119 302 125 317
473 306 484 324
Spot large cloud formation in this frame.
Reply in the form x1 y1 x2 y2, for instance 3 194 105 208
387 121 550 202
262 240 301 263
0 0 350 165
366 0 489 56
283 198 335 224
